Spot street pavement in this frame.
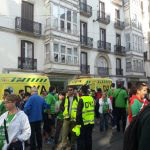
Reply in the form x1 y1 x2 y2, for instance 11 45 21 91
26 123 123 150
92 123 123 150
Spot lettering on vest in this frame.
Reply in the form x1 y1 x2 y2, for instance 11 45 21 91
85 101 94 108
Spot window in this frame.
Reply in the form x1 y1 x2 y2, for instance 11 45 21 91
74 48 78 65
73 12 77 34
52 4 59 29
61 46 66 63
45 43 50 64
60 7 65 31
99 1 105 18
81 52 87 65
21 40 33 58
126 59 132 72
67 9 71 33
53 43 78 65
80 22 87 37
116 58 121 69
54 44 59 62
116 34 121 45
52 6 78 35
100 28 106 42
22 1 33 20
115 9 120 20
125 34 130 50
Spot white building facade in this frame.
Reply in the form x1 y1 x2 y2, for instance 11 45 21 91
80 0 127 86
0 0 149 89
0 0 46 73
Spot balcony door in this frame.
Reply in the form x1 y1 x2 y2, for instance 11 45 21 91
115 9 120 20
100 28 106 48
21 1 34 32
99 1 105 18
80 22 87 44
81 52 88 73
116 58 121 69
21 40 34 69
115 9 120 24
116 34 121 46
80 22 87 37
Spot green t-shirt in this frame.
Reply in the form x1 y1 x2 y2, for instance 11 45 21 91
0 114 15 149
0 102 7 116
113 88 128 108
45 93 56 114
131 99 143 117
55 101 64 120
107 88 114 97
103 99 109 113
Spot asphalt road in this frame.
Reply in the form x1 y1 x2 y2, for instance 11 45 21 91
26 124 123 150
92 124 123 150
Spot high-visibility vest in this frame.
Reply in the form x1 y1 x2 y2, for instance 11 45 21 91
63 96 78 121
81 96 95 125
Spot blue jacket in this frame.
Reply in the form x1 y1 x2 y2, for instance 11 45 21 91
24 94 48 123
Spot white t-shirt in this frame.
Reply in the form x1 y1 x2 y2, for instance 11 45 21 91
69 96 74 115
98 98 112 114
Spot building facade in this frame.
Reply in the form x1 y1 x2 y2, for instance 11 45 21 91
0 0 149 89
43 0 80 89
0 0 46 73
80 0 127 86
124 0 147 87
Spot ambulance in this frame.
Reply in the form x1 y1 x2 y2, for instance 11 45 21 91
68 77 112 91
0 74 50 100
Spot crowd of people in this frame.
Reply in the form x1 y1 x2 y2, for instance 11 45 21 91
0 81 150 150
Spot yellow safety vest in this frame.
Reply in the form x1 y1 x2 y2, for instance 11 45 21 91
63 96 79 121
81 96 95 125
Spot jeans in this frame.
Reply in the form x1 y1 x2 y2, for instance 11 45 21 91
30 121 42 150
77 124 94 150
99 113 109 131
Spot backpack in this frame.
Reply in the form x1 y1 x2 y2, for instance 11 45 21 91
123 104 150 150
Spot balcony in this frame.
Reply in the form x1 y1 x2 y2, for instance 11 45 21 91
97 11 110 25
81 65 90 74
116 68 123 76
15 17 42 36
97 41 111 52
114 45 126 55
18 57 37 70
112 0 123 6
97 67 109 76
80 2 92 18
80 35 93 49
114 20 125 30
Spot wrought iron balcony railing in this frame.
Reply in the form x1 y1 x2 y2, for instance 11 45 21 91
97 11 110 25
97 40 111 52
80 35 93 49
18 57 37 70
15 17 42 36
80 2 92 17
